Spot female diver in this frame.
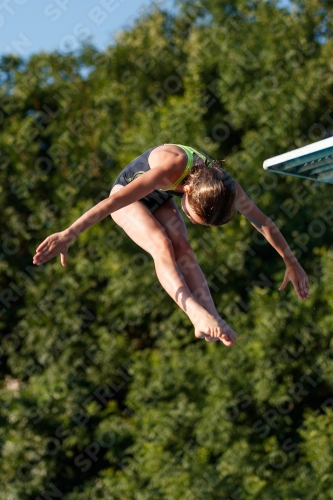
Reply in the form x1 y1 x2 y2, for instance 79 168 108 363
32 144 310 345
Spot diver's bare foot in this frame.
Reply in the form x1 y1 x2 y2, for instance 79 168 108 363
192 311 237 346
212 316 237 346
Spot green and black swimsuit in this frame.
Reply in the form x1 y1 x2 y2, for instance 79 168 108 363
112 144 212 213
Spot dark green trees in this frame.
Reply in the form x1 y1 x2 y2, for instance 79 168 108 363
1 1 333 498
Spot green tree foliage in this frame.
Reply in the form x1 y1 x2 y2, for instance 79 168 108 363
1 1 333 498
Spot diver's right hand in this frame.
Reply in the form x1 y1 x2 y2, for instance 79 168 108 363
33 230 71 267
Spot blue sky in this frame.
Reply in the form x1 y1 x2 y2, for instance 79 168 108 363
1 0 174 58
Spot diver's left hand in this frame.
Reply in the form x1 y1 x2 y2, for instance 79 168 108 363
279 262 310 300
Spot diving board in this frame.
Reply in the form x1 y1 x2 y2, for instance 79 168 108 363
263 137 333 184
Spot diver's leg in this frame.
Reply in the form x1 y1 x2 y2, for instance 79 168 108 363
153 198 236 345
110 186 232 342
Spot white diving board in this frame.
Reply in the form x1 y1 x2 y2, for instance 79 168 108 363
263 137 333 184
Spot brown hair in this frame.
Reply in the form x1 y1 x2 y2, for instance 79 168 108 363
183 158 237 226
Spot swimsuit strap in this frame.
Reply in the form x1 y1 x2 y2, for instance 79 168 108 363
161 144 213 192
